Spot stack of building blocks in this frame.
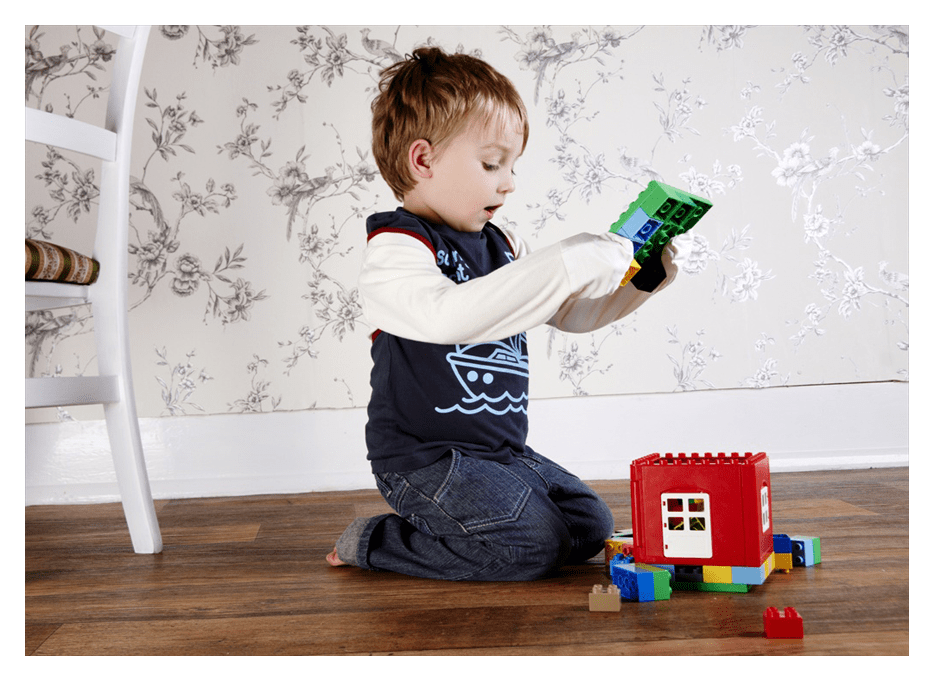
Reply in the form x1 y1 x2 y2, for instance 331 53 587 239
669 552 776 593
665 532 819 592
791 535 821 567
630 452 775 570
763 607 804 639
591 451 822 609
610 181 712 263
773 533 794 572
588 584 622 612
609 181 713 289
604 530 634 575
610 555 672 602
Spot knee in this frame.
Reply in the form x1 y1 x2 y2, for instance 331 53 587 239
571 497 615 563
593 499 616 544
505 521 572 580
512 499 615 574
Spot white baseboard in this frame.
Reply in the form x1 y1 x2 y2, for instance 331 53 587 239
25 381 908 505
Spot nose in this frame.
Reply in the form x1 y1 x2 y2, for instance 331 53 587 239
500 171 515 195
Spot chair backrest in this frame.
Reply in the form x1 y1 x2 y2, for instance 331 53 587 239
25 26 150 297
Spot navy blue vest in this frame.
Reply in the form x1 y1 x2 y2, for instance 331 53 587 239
365 208 530 473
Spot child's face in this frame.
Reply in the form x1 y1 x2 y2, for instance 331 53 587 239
407 112 524 233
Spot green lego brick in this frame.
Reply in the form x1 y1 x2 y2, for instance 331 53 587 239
634 195 701 263
609 182 684 234
672 581 751 593
652 567 673 600
609 181 713 266
668 185 713 228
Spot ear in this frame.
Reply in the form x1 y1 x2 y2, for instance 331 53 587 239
408 139 434 179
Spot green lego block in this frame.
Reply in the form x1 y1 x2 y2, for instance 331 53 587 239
651 566 673 600
672 581 751 593
667 185 713 229
609 181 713 265
609 182 683 230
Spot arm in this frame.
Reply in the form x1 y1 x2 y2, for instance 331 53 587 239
359 229 634 344
547 236 684 333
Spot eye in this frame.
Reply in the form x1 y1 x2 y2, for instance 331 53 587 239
483 162 499 171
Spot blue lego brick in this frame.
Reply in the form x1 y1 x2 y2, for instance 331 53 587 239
790 535 821 567
610 558 654 601
773 533 793 554
731 564 768 586
612 207 662 251
610 556 672 602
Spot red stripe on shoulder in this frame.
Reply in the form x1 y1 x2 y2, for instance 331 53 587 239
367 227 436 258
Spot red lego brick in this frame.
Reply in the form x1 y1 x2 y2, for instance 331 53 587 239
630 452 773 568
763 607 804 638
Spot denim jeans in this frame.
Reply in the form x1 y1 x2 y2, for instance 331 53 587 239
350 448 615 581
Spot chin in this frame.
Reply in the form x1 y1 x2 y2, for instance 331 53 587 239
450 218 486 233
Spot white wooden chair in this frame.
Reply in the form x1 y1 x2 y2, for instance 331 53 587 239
25 26 162 553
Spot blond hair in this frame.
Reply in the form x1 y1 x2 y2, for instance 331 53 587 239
371 46 529 201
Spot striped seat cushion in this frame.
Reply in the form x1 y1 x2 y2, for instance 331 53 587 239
25 239 100 285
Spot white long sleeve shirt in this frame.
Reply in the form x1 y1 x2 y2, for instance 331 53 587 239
359 213 681 344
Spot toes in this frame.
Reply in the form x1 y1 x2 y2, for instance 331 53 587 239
326 549 348 567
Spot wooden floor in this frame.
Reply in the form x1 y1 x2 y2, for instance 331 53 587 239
25 467 909 656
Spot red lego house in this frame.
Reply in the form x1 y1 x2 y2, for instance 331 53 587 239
630 452 773 568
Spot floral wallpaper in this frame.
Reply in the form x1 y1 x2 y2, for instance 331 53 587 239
26 25 909 424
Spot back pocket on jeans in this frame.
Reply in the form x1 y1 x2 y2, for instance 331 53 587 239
411 450 532 534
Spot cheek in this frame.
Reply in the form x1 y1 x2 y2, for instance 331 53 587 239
451 168 483 193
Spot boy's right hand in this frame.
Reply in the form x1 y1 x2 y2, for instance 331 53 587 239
559 232 636 299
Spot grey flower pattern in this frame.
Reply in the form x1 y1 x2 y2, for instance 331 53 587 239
26 25 907 423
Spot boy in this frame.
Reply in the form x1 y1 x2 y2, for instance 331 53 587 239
327 46 683 580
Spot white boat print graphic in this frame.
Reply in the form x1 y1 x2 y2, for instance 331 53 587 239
435 337 529 415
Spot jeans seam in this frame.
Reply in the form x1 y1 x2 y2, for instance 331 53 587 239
405 486 470 534
431 449 461 503
516 454 554 494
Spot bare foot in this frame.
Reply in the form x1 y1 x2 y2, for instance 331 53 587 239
326 548 348 567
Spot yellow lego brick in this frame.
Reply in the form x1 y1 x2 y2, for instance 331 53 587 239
775 553 793 572
604 536 634 574
702 565 733 584
619 259 641 287
764 552 775 578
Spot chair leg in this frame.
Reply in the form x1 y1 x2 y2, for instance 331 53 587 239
94 289 163 554
102 395 163 553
